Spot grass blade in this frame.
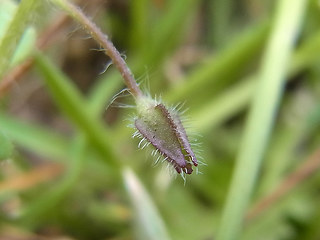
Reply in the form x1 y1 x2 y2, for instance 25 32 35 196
0 130 13 161
216 0 307 239
88 72 123 118
34 52 119 167
165 21 269 103
21 135 87 228
0 0 17 42
0 112 69 160
123 168 171 240
0 0 38 80
192 27 320 133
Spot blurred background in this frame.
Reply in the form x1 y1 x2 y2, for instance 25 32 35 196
0 0 320 239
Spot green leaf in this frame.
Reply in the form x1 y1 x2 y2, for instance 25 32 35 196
0 112 69 160
88 72 123 118
129 0 149 51
21 134 87 228
10 26 37 67
164 21 270 104
123 168 171 240
191 27 320 133
0 130 14 160
0 0 38 80
0 0 17 42
145 0 200 66
34 52 119 167
217 0 307 239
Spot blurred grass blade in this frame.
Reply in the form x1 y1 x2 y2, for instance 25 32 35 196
123 168 171 240
34 52 119 167
165 21 269 103
10 26 37 67
88 72 123 118
192 27 320 133
144 0 200 67
257 125 304 196
0 112 69 160
0 0 17 42
290 30 320 73
129 0 149 51
192 77 255 133
0 130 14 161
21 135 87 228
216 0 307 239
210 0 233 47
0 0 38 80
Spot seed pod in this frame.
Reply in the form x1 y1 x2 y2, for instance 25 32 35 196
134 96 198 174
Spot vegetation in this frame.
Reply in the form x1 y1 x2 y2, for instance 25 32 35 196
0 0 319 239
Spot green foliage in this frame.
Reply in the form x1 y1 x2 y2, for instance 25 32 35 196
0 0 38 79
0 130 13 161
217 1 307 239
0 0 320 240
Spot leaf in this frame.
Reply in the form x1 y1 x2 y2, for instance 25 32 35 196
0 0 38 80
0 130 13 160
217 0 307 239
123 168 171 240
0 112 69 160
10 26 37 67
164 21 270 103
0 0 17 42
34 52 119 167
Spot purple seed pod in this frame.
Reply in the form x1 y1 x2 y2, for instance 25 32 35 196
134 97 198 175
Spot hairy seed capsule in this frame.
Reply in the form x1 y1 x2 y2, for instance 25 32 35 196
135 97 198 174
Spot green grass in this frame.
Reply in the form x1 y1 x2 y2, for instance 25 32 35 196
0 0 320 240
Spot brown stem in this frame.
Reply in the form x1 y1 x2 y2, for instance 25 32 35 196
246 148 320 221
0 14 70 96
0 163 63 193
59 1 143 98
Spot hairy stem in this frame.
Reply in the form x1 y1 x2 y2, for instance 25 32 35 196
51 0 143 98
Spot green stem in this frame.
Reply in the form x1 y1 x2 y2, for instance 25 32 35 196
50 0 143 98
216 0 307 240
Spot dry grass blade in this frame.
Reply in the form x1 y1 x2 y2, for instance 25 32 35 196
246 148 320 221
0 14 70 96
0 163 63 193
